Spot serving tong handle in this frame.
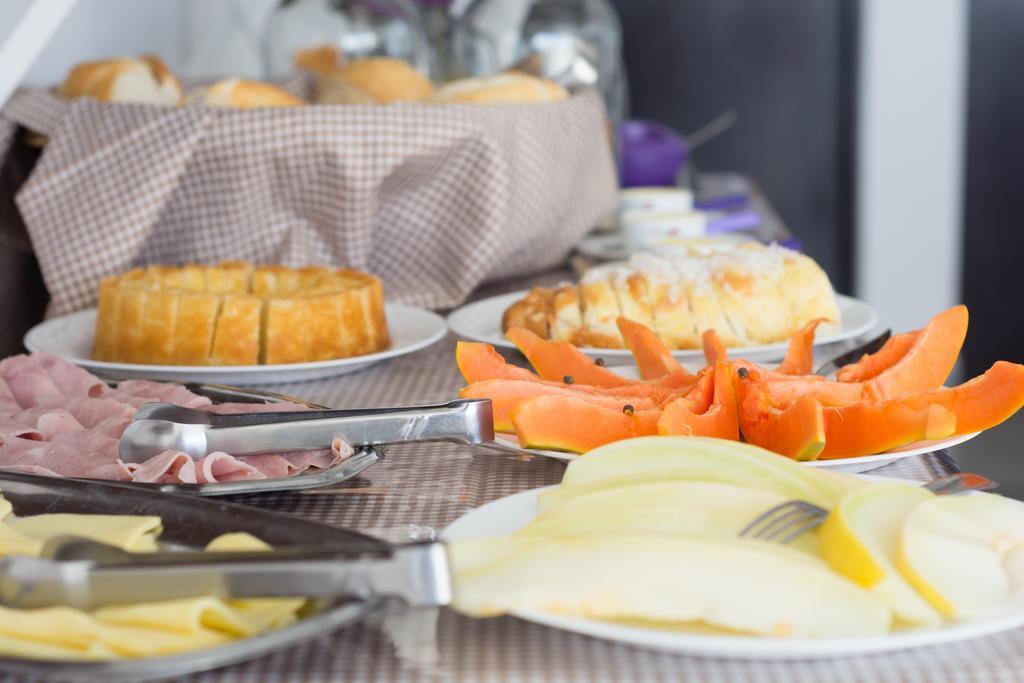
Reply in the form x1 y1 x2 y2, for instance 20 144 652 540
120 399 494 463
0 537 451 610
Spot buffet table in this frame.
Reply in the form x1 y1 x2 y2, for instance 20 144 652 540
141 270 1024 683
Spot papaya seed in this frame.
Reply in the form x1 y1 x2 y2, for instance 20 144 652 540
595 357 605 367
623 404 635 415
563 375 575 384
737 367 749 379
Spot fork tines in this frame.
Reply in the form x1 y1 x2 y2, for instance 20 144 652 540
739 500 828 544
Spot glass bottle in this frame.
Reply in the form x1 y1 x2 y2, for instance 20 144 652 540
264 0 430 79
451 0 627 122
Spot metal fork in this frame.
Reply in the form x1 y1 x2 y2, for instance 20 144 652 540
739 472 998 544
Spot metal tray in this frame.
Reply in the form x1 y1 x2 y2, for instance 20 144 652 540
0 471 390 681
96 381 383 497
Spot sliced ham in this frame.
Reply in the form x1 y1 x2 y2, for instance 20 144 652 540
194 452 267 483
129 450 197 484
111 380 213 409
0 352 353 486
5 372 61 408
0 437 129 480
36 396 136 429
13 408 84 440
0 416 43 443
0 353 105 400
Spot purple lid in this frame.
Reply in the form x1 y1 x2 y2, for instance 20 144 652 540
618 120 689 188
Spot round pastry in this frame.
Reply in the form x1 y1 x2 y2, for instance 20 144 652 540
331 57 434 103
59 54 183 106
431 73 568 104
93 263 389 366
502 242 840 350
192 79 305 108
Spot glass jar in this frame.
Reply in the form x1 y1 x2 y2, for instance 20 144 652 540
451 0 627 121
411 0 455 80
264 0 430 79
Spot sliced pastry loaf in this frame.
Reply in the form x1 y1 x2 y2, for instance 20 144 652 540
91 263 389 365
501 242 840 351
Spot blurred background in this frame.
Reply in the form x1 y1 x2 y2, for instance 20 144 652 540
1 0 1021 488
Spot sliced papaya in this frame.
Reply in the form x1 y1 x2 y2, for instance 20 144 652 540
861 305 968 400
702 329 729 366
739 365 863 407
835 331 920 382
510 395 661 453
456 341 676 400
506 327 694 391
457 341 540 384
617 317 687 380
461 379 657 432
818 403 956 459
776 319 824 375
891 361 1024 436
818 360 1024 458
507 327 640 388
737 382 826 461
658 362 739 440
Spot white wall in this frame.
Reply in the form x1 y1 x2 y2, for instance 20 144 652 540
855 0 969 329
0 0 276 88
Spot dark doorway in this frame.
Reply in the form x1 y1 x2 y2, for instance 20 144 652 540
610 0 858 294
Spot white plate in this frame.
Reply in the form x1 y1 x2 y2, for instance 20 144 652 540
443 483 1024 659
447 291 877 364
24 304 447 385
492 431 982 473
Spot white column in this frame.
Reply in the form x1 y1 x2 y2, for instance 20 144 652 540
855 0 969 329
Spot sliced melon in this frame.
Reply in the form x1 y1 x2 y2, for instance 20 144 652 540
899 493 1024 620
450 533 891 637
541 436 845 511
818 484 941 626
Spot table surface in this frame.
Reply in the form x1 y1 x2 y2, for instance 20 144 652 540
142 268 1023 683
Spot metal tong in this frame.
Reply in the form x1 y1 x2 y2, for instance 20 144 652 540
0 536 452 610
119 399 494 464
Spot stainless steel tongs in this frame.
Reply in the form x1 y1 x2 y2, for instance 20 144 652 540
0 536 452 610
118 399 494 464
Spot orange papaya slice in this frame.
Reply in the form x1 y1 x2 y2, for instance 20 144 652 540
658 362 739 440
510 395 661 453
861 305 968 400
457 341 540 384
461 379 658 432
506 327 639 388
818 403 956 459
738 365 863 407
818 360 1024 458
457 341 682 402
776 319 824 375
835 331 920 382
737 381 826 461
617 317 688 380
702 329 729 366
506 327 694 391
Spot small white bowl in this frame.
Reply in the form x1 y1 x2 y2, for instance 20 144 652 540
618 187 693 214
621 209 707 251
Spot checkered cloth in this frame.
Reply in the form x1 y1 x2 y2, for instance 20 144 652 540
0 86 616 316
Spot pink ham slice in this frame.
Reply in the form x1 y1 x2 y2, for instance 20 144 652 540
0 417 43 442
0 353 105 403
110 380 212 409
36 396 136 429
0 352 355 485
12 408 83 440
0 437 132 480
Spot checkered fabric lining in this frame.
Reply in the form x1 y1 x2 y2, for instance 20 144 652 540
0 87 616 317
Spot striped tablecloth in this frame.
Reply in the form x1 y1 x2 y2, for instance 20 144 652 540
154 320 1020 683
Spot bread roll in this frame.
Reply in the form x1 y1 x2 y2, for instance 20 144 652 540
331 57 433 103
59 55 183 106
193 79 304 109
431 73 568 104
